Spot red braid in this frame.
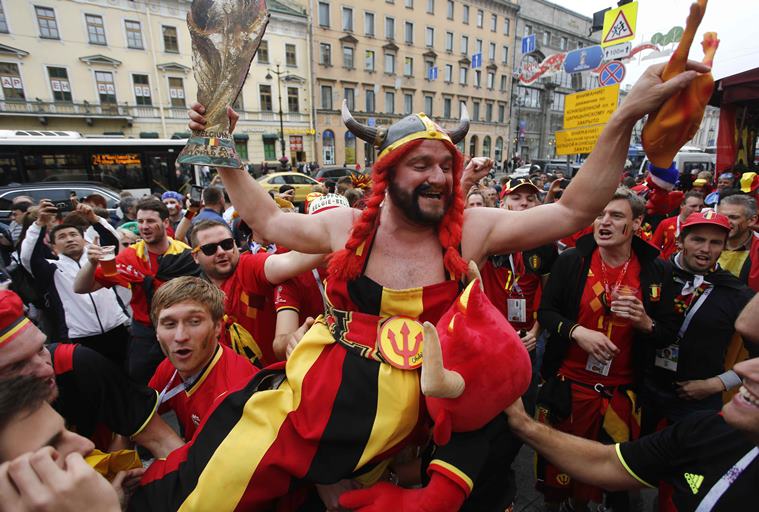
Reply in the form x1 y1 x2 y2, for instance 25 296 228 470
328 139 468 281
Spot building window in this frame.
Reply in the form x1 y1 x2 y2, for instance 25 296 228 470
459 66 467 85
342 7 353 31
462 5 469 24
95 70 116 104
474 70 481 88
286 44 297 66
384 52 395 74
524 24 532 36
263 137 276 160
498 104 505 123
424 95 433 116
405 0 413 8
487 71 494 89
365 49 375 71
543 31 550 46
35 6 59 39
446 0 453 19
132 74 151 106
364 12 374 36
444 64 452 82
472 101 480 121
319 43 331 65
404 21 413 44
1 63 25 100
365 89 375 112
385 91 395 113
502 45 509 64
491 14 498 31
287 87 299 112
318 2 330 27
500 74 508 91
85 14 106 45
485 102 493 122
403 57 413 76
443 97 451 118
168 77 185 107
476 9 483 28
385 16 395 39
444 31 453 52
258 40 269 63
560 37 567 50
47 67 72 102
0 2 8 34
345 87 355 110
460 35 468 54
343 46 354 68
403 93 413 114
125 20 143 49
162 26 179 53
320 85 332 109
488 42 496 61
483 136 491 156
503 18 510 35
426 0 434 14
260 84 273 111
475 38 482 54
424 59 434 77
425 27 434 47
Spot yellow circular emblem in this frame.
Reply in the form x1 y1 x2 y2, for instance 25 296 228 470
377 316 424 370
556 473 570 486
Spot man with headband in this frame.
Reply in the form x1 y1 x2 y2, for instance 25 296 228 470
161 191 185 233
130 60 709 511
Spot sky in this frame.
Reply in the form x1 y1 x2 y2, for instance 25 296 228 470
553 0 758 85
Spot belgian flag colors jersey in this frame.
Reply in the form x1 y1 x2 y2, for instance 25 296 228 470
132 229 488 511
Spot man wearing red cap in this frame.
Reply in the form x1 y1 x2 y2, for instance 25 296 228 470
0 290 182 459
651 191 705 260
131 61 707 511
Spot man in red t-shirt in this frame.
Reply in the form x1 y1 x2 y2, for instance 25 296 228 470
651 191 704 260
538 188 665 510
148 277 256 440
75 198 200 384
190 219 324 367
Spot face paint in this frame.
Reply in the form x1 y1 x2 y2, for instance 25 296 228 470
622 224 628 235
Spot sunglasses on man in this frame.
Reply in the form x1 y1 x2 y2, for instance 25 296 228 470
193 237 236 256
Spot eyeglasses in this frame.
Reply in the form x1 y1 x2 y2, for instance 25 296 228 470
193 237 235 256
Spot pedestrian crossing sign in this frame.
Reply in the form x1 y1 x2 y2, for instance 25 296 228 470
602 1 638 47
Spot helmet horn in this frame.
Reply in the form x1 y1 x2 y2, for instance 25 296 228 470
444 104 470 144
342 100 385 146
421 322 465 399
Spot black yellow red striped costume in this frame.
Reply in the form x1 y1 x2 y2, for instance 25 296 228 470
131 229 484 511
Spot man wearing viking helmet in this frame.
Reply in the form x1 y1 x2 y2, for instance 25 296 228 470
130 61 709 511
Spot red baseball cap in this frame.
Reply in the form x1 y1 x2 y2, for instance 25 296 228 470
0 290 33 349
500 178 540 199
680 210 731 233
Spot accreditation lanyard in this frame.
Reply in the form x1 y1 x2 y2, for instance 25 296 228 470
695 447 758 512
157 369 200 405
600 256 631 310
677 286 713 341
503 254 523 296
312 268 327 312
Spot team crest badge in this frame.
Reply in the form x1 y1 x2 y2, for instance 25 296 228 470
556 473 570 486
649 284 661 302
529 254 541 270
377 316 424 370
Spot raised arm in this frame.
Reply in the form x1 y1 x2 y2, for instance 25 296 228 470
189 104 354 254
463 61 711 260
264 251 326 285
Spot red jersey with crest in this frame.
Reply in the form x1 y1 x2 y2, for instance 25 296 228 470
651 216 680 260
274 267 328 324
560 250 641 387
149 344 256 440
218 252 278 365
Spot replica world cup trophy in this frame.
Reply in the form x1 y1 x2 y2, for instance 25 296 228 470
177 0 270 168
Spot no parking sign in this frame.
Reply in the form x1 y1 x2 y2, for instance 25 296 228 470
599 61 626 87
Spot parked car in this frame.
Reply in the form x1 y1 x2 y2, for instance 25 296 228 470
257 172 320 204
313 166 361 183
0 182 122 223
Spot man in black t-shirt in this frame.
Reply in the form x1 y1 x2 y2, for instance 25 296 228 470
506 352 759 511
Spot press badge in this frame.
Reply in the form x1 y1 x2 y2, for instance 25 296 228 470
586 355 611 376
507 298 527 323
654 344 679 371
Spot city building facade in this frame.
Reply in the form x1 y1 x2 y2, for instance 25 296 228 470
309 0 519 169
0 0 315 165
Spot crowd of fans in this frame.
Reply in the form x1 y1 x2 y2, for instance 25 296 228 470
0 145 758 511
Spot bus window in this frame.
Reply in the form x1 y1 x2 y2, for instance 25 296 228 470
0 156 21 186
144 152 171 193
175 164 193 194
91 153 146 190
25 153 88 182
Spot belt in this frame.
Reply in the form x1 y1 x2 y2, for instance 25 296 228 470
326 304 425 371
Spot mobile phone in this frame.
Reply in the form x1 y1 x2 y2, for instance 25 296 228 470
190 185 203 203
559 179 570 189
54 199 75 213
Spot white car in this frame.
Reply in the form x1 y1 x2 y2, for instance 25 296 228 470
510 164 533 178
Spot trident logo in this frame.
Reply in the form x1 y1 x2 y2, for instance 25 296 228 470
379 317 424 370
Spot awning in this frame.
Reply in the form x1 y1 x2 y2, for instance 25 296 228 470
139 131 160 139
233 133 249 141
171 131 191 139
262 133 279 141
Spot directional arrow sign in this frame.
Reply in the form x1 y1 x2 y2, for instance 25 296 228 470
603 42 632 61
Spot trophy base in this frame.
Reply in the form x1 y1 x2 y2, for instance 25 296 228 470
177 131 243 168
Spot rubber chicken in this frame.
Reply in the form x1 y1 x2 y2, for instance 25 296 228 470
642 0 719 169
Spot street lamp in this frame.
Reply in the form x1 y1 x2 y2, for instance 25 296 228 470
266 64 289 166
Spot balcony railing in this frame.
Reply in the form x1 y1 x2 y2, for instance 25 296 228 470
0 100 310 124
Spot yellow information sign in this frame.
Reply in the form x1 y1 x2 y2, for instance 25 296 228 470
555 125 605 156
563 85 620 130
602 1 638 47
